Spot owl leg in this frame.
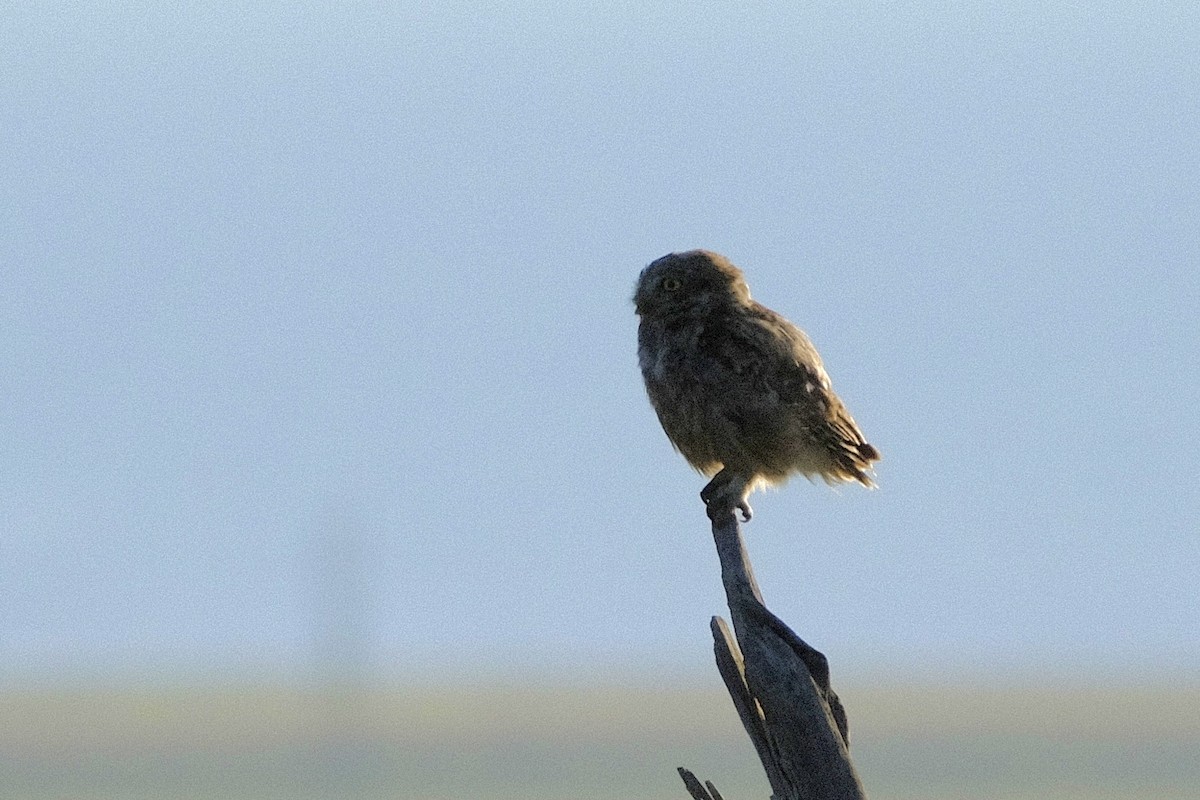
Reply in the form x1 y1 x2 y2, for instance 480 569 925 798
700 468 754 522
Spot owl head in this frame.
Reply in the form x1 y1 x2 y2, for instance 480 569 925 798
634 250 752 318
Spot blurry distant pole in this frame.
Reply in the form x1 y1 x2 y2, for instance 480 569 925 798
309 503 372 689
678 504 868 800
306 505 381 798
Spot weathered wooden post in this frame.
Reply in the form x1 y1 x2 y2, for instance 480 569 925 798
678 502 868 800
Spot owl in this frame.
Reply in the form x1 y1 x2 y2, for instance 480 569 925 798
635 250 879 521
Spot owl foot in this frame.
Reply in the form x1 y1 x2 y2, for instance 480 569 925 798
701 473 754 523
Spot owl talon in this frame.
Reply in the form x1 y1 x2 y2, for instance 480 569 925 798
702 494 754 523
700 475 754 523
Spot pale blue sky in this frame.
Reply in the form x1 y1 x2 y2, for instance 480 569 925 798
3 2 1197 686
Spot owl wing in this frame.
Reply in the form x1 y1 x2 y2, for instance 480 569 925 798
761 307 880 481
701 303 879 483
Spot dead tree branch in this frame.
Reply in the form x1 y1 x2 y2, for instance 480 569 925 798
679 503 867 800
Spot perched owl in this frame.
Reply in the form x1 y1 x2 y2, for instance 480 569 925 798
635 250 879 521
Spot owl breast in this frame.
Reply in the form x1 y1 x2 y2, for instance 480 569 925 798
637 338 667 382
637 317 730 475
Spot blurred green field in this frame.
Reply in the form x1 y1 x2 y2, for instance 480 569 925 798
2 682 1197 799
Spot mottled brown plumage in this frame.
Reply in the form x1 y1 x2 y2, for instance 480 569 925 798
635 250 879 521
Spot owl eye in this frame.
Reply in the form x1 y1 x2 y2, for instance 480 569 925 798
662 277 682 291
